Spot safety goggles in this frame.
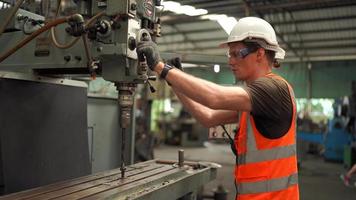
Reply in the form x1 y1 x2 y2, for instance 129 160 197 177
226 47 258 59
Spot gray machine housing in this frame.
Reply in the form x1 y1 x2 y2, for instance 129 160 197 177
0 0 158 83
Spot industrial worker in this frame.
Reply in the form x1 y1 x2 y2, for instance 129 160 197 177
341 163 356 187
137 17 299 199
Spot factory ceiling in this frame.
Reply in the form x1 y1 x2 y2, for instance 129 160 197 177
158 0 356 63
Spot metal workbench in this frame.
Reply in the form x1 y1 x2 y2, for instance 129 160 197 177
0 159 218 200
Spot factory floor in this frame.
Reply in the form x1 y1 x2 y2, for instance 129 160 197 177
154 142 356 200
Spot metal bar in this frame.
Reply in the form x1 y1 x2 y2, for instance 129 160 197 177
158 36 227 45
159 42 341 53
271 15 356 26
161 15 209 25
160 52 227 65
163 27 222 37
284 55 356 63
160 25 356 46
307 62 312 100
180 0 243 9
178 150 184 167
280 27 356 35
288 36 356 43
247 0 354 12
293 44 356 50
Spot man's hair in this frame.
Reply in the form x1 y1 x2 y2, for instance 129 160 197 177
243 41 280 68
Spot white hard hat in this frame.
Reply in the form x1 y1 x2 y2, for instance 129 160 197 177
220 17 285 60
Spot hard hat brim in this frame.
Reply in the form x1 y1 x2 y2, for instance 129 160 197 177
218 40 285 60
219 40 230 48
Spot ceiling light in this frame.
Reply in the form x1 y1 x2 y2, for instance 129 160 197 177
161 1 237 34
214 64 220 73
201 14 237 34
162 1 208 16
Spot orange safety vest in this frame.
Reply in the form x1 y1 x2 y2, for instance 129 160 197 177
234 73 299 200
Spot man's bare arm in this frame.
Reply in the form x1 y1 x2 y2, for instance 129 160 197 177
173 88 239 127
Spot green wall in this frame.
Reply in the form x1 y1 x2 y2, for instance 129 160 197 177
186 60 356 98
185 67 235 85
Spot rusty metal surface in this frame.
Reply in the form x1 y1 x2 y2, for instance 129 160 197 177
0 159 217 200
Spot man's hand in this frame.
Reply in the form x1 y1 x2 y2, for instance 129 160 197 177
136 41 161 70
165 57 183 86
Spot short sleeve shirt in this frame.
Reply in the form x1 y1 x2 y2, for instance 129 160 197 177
244 76 293 139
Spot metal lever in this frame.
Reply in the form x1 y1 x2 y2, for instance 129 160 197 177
148 76 157 81
147 80 156 93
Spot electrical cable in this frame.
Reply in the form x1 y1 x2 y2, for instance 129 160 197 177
0 0 25 38
50 10 105 49
50 26 80 49
0 16 68 63
220 125 234 141
50 0 80 49
50 0 105 49
221 125 239 198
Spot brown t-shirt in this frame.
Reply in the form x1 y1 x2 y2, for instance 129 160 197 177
244 76 293 139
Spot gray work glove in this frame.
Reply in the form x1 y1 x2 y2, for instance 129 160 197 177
167 57 183 71
136 40 161 70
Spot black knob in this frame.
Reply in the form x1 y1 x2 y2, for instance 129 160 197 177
130 3 137 11
97 21 109 34
155 0 162 6
74 56 82 61
64 55 71 62
128 36 136 51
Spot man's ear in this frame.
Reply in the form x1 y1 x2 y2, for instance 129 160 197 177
256 48 265 62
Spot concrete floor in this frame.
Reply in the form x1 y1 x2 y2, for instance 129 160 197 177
154 142 356 200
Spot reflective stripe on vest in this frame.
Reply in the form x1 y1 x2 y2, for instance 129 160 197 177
238 113 297 164
237 144 296 164
237 173 298 194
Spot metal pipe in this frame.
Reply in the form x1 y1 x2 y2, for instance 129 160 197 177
121 128 126 178
156 159 199 167
178 149 184 167
82 33 90 62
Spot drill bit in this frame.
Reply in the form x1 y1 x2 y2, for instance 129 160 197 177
120 128 126 178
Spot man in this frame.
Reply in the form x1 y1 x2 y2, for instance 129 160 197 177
137 17 299 200
341 164 356 187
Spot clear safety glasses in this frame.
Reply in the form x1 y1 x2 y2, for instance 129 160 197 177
226 47 258 59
